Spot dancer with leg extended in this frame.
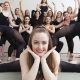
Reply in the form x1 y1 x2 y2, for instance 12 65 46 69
52 0 80 61
0 27 80 73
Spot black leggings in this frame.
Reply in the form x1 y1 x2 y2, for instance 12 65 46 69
55 40 63 53
0 33 6 46
8 33 30 57
65 33 75 53
8 45 16 57
51 34 63 53
0 25 25 58
0 60 20 72
0 60 80 72
60 61 80 72
53 22 80 48
53 8 80 52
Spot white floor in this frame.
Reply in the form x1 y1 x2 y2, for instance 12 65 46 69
58 72 80 80
0 72 80 80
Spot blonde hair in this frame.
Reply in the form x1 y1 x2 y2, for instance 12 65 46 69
4 1 10 6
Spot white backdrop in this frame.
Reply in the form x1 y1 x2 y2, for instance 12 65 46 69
0 0 80 53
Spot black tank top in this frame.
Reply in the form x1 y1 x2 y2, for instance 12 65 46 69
0 12 9 26
21 26 30 42
52 20 63 32
40 6 48 13
13 17 22 31
15 17 22 25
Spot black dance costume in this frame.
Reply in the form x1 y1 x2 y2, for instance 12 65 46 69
40 5 48 14
30 15 43 28
0 60 80 72
0 60 20 72
0 25 25 58
0 12 25 58
0 12 9 46
60 61 80 72
52 8 80 48
8 17 22 57
52 19 76 53
52 20 63 52
0 12 9 26
13 17 22 31
64 20 76 54
21 27 30 49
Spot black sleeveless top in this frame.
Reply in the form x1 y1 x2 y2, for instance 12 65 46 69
21 26 30 45
30 16 43 28
13 17 22 31
52 20 63 32
15 17 22 25
40 5 48 13
0 12 9 26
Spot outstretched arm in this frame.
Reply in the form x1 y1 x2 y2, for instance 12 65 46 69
20 47 40 80
55 21 64 29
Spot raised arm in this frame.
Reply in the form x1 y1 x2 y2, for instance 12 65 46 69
76 0 80 21
41 47 59 80
9 3 15 20
36 4 41 11
73 0 78 15
0 6 2 13
20 46 40 80
47 3 53 11
19 0 24 18
52 2 57 20
77 0 80 8
61 3 65 12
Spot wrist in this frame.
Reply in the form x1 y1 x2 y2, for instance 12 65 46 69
41 57 46 63
35 58 40 63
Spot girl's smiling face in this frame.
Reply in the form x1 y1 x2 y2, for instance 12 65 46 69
32 32 49 57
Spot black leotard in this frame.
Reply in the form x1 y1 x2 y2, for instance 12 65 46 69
40 5 48 13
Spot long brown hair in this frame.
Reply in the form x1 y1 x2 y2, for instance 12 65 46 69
27 26 57 80
23 15 30 25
